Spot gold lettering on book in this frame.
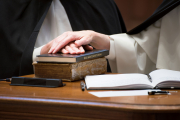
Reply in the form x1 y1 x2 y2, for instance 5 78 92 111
84 53 102 60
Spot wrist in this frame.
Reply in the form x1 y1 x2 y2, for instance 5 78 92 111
92 32 110 50
40 40 53 54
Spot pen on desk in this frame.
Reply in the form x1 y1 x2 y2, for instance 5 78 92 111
148 91 169 95
148 91 177 95
80 81 86 91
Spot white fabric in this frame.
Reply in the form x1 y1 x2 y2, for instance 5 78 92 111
106 5 180 74
33 45 44 62
33 0 72 62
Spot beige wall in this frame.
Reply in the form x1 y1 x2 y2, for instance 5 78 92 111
114 0 163 31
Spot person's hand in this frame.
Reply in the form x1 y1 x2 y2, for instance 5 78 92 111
61 42 93 54
47 30 110 54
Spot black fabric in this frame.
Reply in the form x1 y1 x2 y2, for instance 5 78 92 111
0 0 126 79
127 0 180 35
61 0 126 35
0 0 52 79
20 3 51 75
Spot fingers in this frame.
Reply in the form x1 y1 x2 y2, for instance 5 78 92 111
61 42 85 54
48 31 81 54
61 48 69 54
48 30 95 54
83 45 93 51
69 42 80 54
48 33 68 53
78 46 85 53
74 37 91 46
64 45 76 54
61 44 93 55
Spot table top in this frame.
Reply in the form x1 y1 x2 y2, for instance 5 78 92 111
1 74 180 112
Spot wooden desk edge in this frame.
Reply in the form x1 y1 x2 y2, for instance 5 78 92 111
1 96 180 113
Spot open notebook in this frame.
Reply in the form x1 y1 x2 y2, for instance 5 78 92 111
85 69 180 90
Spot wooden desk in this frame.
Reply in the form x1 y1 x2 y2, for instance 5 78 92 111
0 75 180 120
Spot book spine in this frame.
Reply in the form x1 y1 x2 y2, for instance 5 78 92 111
76 51 109 62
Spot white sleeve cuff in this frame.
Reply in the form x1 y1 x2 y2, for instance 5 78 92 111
107 33 138 73
32 45 45 62
105 38 116 60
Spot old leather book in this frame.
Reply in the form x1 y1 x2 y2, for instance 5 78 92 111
33 57 107 81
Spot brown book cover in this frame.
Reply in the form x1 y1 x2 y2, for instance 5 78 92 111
33 57 107 81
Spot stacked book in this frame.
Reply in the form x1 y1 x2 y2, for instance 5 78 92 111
33 49 109 81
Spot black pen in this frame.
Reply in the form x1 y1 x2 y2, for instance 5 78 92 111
80 81 86 91
148 91 169 95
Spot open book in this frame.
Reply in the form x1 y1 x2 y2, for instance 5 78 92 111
85 69 180 90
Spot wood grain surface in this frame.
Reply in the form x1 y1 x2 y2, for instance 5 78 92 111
0 74 180 120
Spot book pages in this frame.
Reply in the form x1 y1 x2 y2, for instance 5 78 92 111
85 74 153 89
149 69 180 87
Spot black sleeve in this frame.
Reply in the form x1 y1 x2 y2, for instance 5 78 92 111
0 0 52 78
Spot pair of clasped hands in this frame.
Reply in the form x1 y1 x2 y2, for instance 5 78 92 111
41 30 110 55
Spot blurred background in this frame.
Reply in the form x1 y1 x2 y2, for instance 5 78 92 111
114 0 163 31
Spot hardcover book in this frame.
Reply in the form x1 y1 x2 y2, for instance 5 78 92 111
85 69 180 90
33 57 107 81
37 49 109 63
